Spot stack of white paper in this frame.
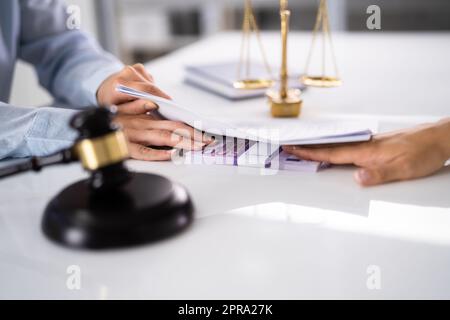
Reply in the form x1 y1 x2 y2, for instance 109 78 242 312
116 85 377 146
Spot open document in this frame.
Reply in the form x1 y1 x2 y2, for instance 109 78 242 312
116 85 377 146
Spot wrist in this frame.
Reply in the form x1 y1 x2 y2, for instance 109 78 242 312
435 118 450 160
96 77 110 106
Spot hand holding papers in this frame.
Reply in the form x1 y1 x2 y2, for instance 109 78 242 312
116 85 377 146
116 84 377 173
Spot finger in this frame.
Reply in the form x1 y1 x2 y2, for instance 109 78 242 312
282 144 371 165
354 164 404 187
115 99 158 115
170 135 209 150
130 64 154 83
117 66 149 84
106 78 139 105
146 120 210 143
109 81 158 105
128 143 172 161
146 110 166 121
120 116 211 143
108 68 164 105
127 129 206 150
123 80 172 100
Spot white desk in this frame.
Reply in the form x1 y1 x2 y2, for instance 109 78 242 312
1 32 450 299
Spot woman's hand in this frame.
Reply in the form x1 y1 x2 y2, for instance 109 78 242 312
283 118 450 186
112 99 210 161
97 63 171 106
96 64 210 161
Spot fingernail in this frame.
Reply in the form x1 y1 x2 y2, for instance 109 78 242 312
144 103 157 111
202 136 213 143
355 169 371 185
168 148 181 157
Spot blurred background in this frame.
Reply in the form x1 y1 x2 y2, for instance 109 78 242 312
11 0 450 107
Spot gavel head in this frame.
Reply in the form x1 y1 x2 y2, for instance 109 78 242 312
70 107 131 191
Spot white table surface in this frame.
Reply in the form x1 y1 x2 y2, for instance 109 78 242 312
1 32 449 299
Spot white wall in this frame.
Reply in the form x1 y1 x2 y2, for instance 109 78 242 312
10 0 99 107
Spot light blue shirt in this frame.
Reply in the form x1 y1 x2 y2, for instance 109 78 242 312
0 0 123 159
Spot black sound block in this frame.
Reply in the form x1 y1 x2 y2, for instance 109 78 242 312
42 172 194 250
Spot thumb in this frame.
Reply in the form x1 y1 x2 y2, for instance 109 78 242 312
115 99 158 115
354 165 401 186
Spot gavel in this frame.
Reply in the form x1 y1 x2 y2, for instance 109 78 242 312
0 107 194 250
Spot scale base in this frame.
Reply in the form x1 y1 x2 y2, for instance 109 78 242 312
42 173 194 250
267 88 302 118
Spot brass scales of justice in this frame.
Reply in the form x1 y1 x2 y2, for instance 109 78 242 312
234 0 342 118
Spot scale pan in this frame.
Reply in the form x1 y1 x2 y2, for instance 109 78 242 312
301 76 342 88
233 79 274 90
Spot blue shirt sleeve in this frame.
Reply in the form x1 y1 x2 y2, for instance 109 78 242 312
17 0 124 106
0 102 78 159
0 0 126 159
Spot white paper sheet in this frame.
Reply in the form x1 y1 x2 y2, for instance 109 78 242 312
116 85 377 145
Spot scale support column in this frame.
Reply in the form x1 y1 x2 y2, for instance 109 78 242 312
267 0 302 118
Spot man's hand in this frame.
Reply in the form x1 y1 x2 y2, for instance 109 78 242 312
96 64 210 161
283 118 450 186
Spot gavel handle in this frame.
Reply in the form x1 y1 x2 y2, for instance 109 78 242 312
0 149 76 179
